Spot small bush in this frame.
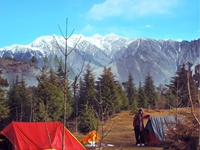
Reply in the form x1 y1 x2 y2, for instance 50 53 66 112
162 116 199 150
78 107 98 134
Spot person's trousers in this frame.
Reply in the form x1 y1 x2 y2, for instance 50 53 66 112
134 126 145 144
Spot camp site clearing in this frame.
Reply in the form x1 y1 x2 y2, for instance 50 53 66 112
74 108 193 150
0 108 195 150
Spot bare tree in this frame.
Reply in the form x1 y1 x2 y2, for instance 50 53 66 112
187 72 200 148
55 18 84 150
93 82 116 149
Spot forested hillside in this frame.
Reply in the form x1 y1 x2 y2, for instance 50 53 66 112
0 58 199 134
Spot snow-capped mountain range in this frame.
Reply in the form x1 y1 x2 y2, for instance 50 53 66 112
0 33 199 87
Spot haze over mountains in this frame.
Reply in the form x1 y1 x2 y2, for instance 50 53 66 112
0 33 199 87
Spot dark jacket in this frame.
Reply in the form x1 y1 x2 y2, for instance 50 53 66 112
133 113 150 127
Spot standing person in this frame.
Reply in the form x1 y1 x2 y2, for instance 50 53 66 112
133 108 150 147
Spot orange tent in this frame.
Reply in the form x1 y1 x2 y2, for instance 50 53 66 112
80 130 100 143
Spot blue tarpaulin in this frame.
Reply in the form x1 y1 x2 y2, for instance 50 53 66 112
145 116 178 141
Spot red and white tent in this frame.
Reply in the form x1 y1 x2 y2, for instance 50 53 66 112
1 121 86 150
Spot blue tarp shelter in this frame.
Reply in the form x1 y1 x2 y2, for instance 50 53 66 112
144 116 178 146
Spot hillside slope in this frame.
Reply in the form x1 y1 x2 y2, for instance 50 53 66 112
0 58 40 86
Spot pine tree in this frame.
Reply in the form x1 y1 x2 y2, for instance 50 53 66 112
34 69 72 121
193 64 200 88
0 70 9 125
28 86 38 122
165 88 176 108
8 77 20 121
97 67 120 117
123 73 138 113
34 70 49 121
77 65 97 133
53 54 59 70
78 105 98 134
18 77 31 121
116 84 129 111
143 72 158 109
112 83 126 113
56 59 65 77
156 84 168 109
78 64 96 111
8 76 30 121
49 68 73 120
138 81 148 108
78 77 84 112
167 63 198 107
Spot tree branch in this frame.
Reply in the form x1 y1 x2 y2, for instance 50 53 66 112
187 72 200 125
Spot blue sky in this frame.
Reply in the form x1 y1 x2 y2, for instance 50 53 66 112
0 0 199 47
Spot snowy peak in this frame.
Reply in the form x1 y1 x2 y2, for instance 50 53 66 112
0 33 199 87
0 33 134 56
66 33 133 55
91 34 103 39
103 33 124 41
0 33 134 59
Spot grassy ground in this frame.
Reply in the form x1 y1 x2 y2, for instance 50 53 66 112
73 108 199 150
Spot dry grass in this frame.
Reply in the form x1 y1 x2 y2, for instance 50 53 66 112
73 108 199 150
